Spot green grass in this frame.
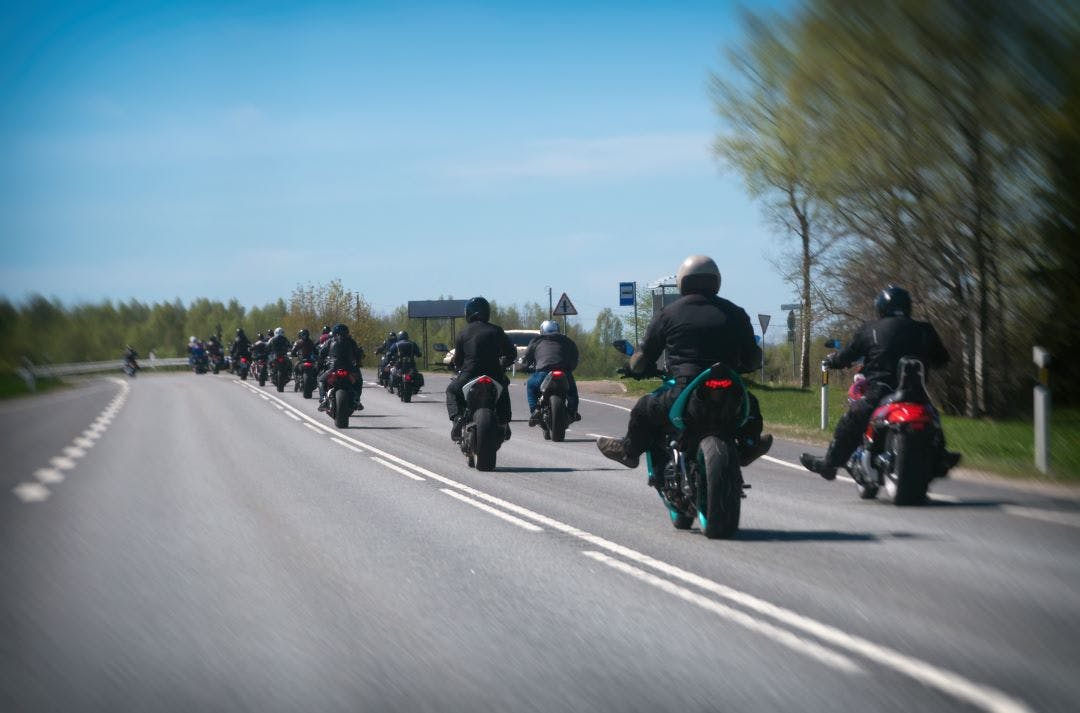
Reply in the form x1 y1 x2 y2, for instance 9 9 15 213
617 378 1080 481
0 371 66 399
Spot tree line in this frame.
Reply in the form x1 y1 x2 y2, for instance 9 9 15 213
0 280 627 379
713 0 1079 414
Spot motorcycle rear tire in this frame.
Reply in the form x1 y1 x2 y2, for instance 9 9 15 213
402 384 412 403
240 372 248 381
303 373 314 399
334 389 350 429
548 395 567 442
885 430 930 506
473 409 498 472
258 371 266 387
699 436 741 539
276 375 285 392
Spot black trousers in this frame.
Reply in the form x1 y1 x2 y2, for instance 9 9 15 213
446 372 511 424
624 380 763 458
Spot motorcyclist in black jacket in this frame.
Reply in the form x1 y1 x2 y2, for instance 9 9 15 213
523 320 581 425
800 285 958 480
290 328 316 376
266 327 291 382
317 323 365 411
446 297 517 442
596 255 773 479
231 328 251 360
387 331 424 391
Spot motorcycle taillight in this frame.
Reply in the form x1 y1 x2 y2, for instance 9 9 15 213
404 374 412 381
335 369 349 378
704 378 733 389
476 376 493 385
303 361 313 367
241 358 247 364
551 370 565 378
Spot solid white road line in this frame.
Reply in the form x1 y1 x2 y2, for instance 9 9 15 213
371 456 426 481
1003 505 1080 529
761 455 857 484
242 375 1030 713
583 551 861 674
586 433 614 440
440 489 544 532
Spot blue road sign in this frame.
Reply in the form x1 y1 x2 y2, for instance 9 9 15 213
619 282 636 306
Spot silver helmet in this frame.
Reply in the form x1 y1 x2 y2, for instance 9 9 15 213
675 254 721 296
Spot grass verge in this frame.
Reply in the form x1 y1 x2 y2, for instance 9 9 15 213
0 372 66 400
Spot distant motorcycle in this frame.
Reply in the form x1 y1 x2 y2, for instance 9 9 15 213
122 355 138 378
191 347 209 375
294 358 317 399
269 353 291 393
325 369 362 428
391 359 424 402
252 356 268 387
534 369 571 442
234 355 250 380
612 339 748 539
845 357 956 505
208 348 226 374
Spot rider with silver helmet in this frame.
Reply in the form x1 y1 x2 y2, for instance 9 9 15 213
596 255 772 478
522 319 581 426
446 297 517 442
800 285 955 480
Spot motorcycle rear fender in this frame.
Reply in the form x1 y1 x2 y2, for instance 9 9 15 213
462 375 504 401
669 363 749 431
539 371 569 395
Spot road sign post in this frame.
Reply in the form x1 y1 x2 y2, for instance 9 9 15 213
620 282 638 345
1034 346 1051 474
758 314 771 384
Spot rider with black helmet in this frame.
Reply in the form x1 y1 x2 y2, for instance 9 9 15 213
387 330 424 391
318 325 332 346
800 285 953 480
596 255 772 479
230 328 251 364
317 323 365 410
291 328 317 378
446 296 517 442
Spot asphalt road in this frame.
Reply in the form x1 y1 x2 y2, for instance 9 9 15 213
2 372 1078 712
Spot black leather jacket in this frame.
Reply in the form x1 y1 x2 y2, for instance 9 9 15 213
828 315 949 388
523 334 579 372
631 293 759 380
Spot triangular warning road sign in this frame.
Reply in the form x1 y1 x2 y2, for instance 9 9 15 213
552 292 578 316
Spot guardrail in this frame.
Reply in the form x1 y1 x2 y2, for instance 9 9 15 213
16 356 192 391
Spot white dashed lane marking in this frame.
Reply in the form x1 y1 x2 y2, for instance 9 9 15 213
12 378 130 503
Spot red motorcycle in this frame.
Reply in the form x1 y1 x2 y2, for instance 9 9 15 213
326 369 362 428
847 358 956 505
294 358 317 399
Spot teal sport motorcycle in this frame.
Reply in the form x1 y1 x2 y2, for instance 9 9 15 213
613 340 750 539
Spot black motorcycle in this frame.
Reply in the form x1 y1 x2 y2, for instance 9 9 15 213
535 369 571 442
234 355 250 380
325 369 362 428
457 374 506 471
122 355 138 378
269 353 291 393
613 340 748 539
293 357 317 399
391 359 424 403
208 348 226 374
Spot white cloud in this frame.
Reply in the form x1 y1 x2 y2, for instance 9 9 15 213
442 132 714 181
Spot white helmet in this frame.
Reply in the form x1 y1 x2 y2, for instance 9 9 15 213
540 320 559 334
189 335 197 343
676 254 721 296
274 327 284 337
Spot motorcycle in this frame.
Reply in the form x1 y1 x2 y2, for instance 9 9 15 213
377 357 392 389
391 359 424 403
208 348 226 374
534 369 571 442
325 369 363 428
845 357 954 505
191 347 209 375
293 357 317 399
234 355 250 380
269 353 291 392
457 374 506 472
252 355 269 387
122 356 138 377
612 340 748 539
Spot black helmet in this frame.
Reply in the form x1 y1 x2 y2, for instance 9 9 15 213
332 323 349 336
256 332 264 340
322 325 331 335
465 296 490 323
875 285 912 318
676 254 721 296
388 331 397 339
397 330 409 341
236 328 245 337
298 329 309 339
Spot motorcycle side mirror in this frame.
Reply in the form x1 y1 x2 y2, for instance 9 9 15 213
611 339 634 356
432 343 448 353
824 339 842 349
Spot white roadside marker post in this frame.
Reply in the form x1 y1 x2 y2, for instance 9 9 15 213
1033 346 1051 474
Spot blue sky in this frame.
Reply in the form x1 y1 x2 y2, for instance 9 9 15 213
1 0 795 334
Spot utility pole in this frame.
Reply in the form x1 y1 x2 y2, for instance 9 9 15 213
547 286 553 318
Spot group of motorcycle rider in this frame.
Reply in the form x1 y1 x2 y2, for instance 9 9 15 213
161 252 958 485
